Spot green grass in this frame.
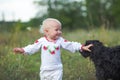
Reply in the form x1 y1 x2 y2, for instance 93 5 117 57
0 28 120 80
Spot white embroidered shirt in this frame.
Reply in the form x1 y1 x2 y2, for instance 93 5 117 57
23 37 82 70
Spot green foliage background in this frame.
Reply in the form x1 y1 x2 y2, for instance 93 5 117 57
1 0 120 32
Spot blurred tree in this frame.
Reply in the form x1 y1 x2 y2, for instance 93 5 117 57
34 0 87 30
1 0 120 32
32 0 120 30
111 0 120 27
85 0 113 28
29 18 42 27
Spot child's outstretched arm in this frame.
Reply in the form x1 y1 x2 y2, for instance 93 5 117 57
13 48 24 54
13 38 42 55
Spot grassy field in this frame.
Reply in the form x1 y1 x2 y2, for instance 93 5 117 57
0 27 120 80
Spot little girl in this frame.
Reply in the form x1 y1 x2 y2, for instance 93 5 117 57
13 18 93 80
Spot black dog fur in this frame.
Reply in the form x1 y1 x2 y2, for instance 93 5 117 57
80 40 120 80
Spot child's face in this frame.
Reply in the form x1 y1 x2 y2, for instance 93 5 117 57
45 21 62 40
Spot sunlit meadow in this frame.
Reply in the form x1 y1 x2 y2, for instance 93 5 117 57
0 27 120 80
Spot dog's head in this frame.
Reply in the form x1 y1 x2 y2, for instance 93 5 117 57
80 40 104 58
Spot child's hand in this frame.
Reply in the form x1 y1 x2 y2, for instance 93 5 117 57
13 48 24 54
81 44 93 52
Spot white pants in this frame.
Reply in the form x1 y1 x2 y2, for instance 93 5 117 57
40 68 63 80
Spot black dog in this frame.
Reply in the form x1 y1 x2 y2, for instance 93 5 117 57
80 40 120 80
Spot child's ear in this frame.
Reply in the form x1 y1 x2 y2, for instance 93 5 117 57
44 29 48 33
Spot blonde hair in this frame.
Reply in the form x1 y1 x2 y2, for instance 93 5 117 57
40 18 61 34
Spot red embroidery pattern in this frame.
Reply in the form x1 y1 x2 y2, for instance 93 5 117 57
64 39 68 42
35 40 39 43
43 45 59 55
43 46 48 50
50 51 55 54
55 46 59 50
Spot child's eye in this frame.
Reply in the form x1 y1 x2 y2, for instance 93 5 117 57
55 28 61 31
57 29 61 31
55 29 59 31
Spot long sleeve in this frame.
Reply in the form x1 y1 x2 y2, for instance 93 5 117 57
23 38 43 55
60 37 82 53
